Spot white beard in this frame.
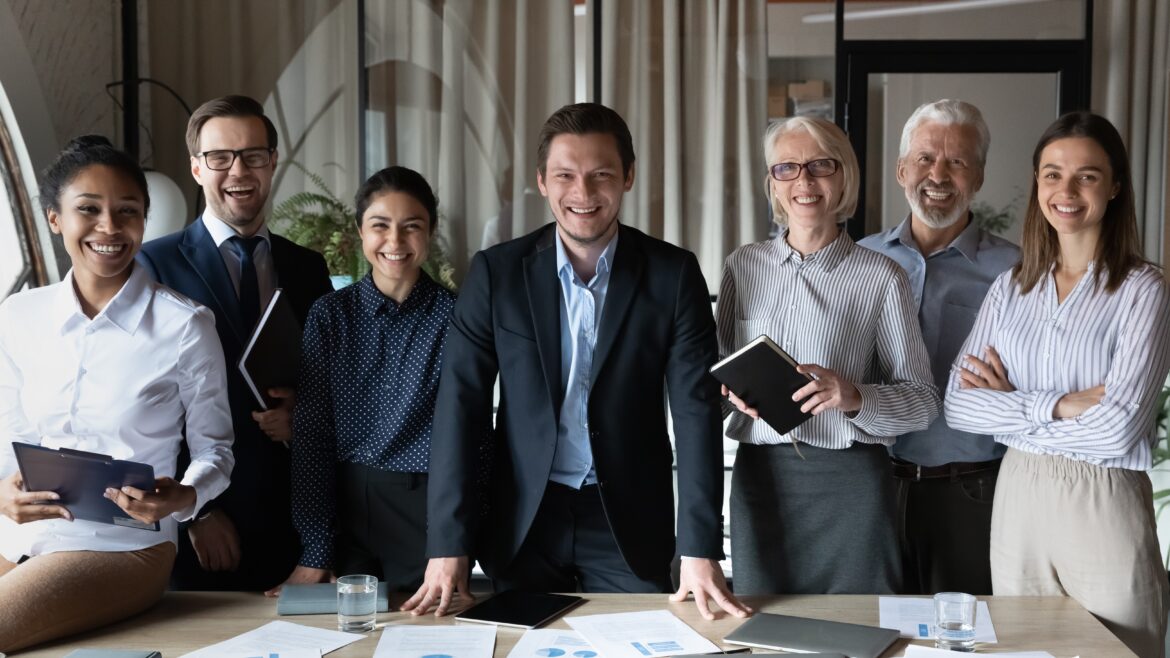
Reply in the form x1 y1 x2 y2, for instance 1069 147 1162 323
904 184 969 229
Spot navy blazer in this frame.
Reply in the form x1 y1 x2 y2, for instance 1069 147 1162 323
137 219 332 589
426 223 725 581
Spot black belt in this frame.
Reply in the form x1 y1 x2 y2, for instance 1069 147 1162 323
891 457 1001 481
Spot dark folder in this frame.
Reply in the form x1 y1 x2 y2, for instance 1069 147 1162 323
710 334 814 436
12 442 158 531
238 288 302 410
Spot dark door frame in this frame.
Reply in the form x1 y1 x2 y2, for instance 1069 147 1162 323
832 1 1093 238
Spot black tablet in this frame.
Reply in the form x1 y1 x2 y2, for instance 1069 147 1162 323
12 442 159 531
455 591 584 629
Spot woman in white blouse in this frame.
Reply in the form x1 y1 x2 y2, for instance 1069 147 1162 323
719 116 939 594
0 136 234 652
945 112 1169 658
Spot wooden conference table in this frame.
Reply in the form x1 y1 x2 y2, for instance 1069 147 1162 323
18 592 1133 657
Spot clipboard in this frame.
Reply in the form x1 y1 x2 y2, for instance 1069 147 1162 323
237 288 302 410
12 442 159 531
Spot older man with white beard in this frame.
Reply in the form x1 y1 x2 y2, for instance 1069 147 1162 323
859 100 1019 596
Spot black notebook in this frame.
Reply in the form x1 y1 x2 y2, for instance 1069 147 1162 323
238 288 302 410
454 591 584 629
710 334 814 436
12 442 159 531
723 613 900 658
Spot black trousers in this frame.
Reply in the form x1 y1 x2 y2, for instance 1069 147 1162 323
335 462 429 592
894 462 998 595
491 482 671 594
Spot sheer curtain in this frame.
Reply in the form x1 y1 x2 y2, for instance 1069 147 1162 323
1093 0 1170 265
364 0 575 278
601 0 768 293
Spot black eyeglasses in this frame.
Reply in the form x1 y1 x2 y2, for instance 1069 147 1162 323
769 158 840 181
197 147 275 171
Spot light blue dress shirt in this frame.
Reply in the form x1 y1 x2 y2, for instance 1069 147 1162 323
858 215 1019 466
549 232 619 488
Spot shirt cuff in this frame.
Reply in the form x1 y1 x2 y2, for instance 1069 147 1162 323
848 383 880 428
176 461 229 522
1030 390 1064 427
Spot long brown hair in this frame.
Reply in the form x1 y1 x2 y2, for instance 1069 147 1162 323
1012 111 1145 294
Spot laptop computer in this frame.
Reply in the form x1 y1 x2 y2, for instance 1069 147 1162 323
724 612 900 658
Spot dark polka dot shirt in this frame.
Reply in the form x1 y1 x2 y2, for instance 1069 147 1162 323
291 271 455 569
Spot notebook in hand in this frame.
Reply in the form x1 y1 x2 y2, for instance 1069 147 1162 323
238 288 302 410
710 334 814 435
454 591 584 629
276 582 390 615
723 613 900 658
12 442 158 531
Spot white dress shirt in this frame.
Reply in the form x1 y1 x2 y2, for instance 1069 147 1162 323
717 228 940 448
944 263 1170 471
0 264 235 561
201 212 276 312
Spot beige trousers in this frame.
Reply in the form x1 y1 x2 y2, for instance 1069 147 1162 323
992 448 1168 658
0 541 175 653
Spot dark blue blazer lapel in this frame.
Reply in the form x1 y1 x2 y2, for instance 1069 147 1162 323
591 225 643 388
523 227 564 418
178 219 247 343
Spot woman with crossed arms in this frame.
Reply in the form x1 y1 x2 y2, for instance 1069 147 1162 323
945 112 1169 658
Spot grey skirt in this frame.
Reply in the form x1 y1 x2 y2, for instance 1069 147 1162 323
730 441 900 595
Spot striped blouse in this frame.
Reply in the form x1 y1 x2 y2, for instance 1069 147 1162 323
717 229 940 448
944 263 1170 471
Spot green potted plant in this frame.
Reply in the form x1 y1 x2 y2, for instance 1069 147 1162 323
272 162 457 290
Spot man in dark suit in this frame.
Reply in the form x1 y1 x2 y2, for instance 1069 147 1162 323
137 95 332 591
404 103 749 620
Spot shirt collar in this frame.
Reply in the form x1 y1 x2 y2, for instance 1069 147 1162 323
53 263 153 335
772 225 854 272
555 229 619 283
201 211 271 248
358 270 437 316
892 212 981 262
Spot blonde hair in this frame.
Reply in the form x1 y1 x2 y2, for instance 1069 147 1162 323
762 116 859 225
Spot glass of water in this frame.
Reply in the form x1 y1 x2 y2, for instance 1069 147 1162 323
337 574 378 632
934 591 977 651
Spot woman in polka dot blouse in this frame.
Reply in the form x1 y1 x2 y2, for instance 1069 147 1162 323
275 166 456 593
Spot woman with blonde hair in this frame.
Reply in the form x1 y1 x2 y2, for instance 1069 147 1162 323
718 116 939 594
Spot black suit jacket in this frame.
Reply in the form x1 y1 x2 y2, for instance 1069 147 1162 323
137 219 332 590
426 223 725 581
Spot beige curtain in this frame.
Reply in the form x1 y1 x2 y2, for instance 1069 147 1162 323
364 0 575 279
1092 0 1170 265
601 0 768 294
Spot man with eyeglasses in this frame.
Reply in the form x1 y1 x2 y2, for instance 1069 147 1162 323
858 99 1019 596
138 95 332 591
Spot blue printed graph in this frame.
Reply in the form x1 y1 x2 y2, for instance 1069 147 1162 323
535 649 566 657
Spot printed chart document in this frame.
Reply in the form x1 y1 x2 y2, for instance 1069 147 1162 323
904 646 1055 658
374 625 495 658
878 597 998 643
565 610 719 657
506 629 598 658
220 652 323 658
177 621 364 658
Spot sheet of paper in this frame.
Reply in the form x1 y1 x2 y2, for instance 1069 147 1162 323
178 621 364 658
219 652 322 658
374 625 496 658
904 645 1053 657
565 609 719 658
878 596 998 643
506 629 599 658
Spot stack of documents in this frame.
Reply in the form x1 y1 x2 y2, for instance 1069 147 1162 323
177 621 364 658
374 625 496 658
565 609 719 657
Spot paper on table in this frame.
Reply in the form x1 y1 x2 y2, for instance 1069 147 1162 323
565 610 719 658
506 629 598 658
374 625 495 658
219 652 323 658
903 645 1054 657
178 621 364 658
878 597 997 643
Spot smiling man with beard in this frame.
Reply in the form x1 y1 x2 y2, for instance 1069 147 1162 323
859 99 1020 596
404 103 748 621
138 95 332 591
